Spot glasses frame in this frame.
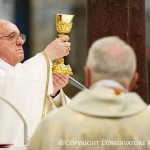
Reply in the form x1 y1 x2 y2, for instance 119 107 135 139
0 33 26 43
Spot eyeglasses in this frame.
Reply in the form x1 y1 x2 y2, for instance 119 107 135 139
0 33 26 42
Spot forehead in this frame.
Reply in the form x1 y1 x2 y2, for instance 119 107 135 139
0 21 20 35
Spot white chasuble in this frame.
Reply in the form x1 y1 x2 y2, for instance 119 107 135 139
0 53 68 145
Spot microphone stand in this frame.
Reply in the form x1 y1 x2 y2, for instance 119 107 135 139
69 76 88 91
0 96 28 145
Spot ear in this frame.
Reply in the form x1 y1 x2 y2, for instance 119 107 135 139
128 72 139 92
84 66 91 88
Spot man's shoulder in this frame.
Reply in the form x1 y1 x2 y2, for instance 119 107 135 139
144 105 150 114
43 106 76 124
136 105 150 121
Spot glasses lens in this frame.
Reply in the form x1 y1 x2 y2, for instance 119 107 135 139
20 34 26 42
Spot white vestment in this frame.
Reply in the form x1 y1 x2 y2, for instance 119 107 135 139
0 53 69 145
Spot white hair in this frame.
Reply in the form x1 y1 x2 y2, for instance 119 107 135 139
86 36 137 86
0 19 8 23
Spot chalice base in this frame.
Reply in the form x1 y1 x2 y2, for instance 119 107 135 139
52 58 73 75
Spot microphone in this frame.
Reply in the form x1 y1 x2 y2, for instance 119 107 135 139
0 96 28 145
69 76 88 91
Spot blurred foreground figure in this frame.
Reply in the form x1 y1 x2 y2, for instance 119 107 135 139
28 36 150 150
0 19 71 145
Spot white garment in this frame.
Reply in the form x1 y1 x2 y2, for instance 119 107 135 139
0 53 56 145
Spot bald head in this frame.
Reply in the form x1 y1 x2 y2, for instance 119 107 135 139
0 19 9 29
0 19 8 23
0 19 17 35
86 36 137 87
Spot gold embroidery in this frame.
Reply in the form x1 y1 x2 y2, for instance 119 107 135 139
41 51 50 119
41 52 68 119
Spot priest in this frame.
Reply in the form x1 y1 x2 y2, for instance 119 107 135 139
0 19 70 145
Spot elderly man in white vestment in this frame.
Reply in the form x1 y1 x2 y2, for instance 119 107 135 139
28 36 150 150
0 19 71 145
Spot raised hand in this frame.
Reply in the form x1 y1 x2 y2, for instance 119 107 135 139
44 35 71 61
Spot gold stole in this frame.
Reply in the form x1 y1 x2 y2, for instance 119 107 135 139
41 52 67 119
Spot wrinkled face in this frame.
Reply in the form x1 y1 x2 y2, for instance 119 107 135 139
0 21 25 66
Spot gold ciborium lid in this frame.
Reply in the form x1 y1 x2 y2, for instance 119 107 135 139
56 13 74 35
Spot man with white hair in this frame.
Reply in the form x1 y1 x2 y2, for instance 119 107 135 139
28 36 150 150
0 19 71 145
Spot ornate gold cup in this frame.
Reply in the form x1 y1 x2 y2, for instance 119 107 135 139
52 13 74 75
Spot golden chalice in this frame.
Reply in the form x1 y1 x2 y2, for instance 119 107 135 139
52 13 74 75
